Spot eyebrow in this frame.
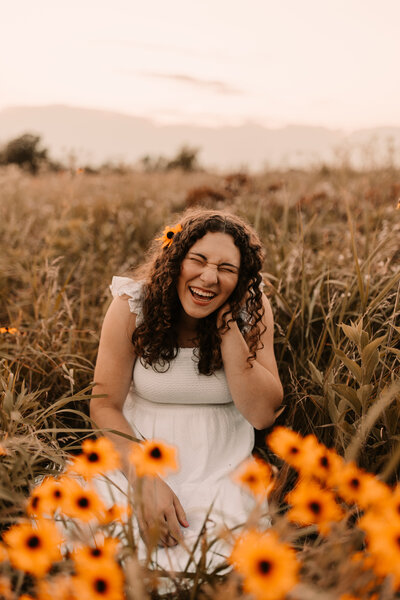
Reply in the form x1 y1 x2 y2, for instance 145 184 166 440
188 252 240 270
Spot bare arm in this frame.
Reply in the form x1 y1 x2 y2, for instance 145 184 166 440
219 293 283 430
90 293 188 545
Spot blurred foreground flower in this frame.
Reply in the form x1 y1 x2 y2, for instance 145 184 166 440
72 561 124 600
286 478 344 535
229 529 299 600
72 537 120 574
129 439 178 478
3 519 63 577
67 437 121 479
27 476 66 517
233 457 274 499
59 477 106 522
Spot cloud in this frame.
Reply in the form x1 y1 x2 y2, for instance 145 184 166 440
138 71 242 95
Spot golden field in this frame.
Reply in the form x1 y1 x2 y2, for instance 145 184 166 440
0 164 399 599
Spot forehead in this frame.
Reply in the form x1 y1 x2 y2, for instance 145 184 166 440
187 232 240 264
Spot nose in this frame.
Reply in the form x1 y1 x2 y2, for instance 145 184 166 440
199 264 218 286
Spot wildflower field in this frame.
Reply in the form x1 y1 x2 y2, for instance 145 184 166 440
0 163 399 599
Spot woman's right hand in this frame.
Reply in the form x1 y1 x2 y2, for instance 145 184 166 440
136 476 189 547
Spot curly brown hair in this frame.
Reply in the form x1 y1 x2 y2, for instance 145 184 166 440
131 209 265 375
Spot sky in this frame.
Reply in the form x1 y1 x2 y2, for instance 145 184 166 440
1 0 400 131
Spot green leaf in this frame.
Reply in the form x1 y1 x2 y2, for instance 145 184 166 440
334 348 363 382
331 383 361 412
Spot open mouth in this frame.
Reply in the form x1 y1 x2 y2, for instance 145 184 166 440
189 286 217 303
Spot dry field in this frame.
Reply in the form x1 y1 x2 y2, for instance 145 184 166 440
0 164 399 599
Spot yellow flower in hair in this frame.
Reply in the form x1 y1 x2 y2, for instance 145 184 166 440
157 223 182 248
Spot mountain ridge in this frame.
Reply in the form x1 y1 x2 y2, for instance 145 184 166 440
1 105 399 169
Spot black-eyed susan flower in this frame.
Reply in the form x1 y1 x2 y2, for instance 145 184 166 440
72 562 124 600
59 477 106 523
359 512 400 589
0 326 19 335
229 529 299 600
72 537 120 575
267 426 306 471
3 519 63 577
27 477 66 517
232 457 274 499
0 577 12 600
330 462 390 509
156 223 182 248
285 479 344 535
98 503 131 526
129 439 178 478
67 437 121 479
38 575 77 600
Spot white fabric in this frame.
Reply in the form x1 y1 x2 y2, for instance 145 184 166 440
97 276 268 572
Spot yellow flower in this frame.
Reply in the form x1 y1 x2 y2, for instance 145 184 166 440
156 223 182 248
267 427 307 470
72 537 120 575
59 477 106 522
0 444 7 456
0 326 20 335
72 562 124 600
129 439 178 478
3 519 63 577
0 576 12 600
285 479 344 535
359 512 400 589
98 503 131 526
232 457 274 499
229 529 299 600
27 477 66 517
67 437 121 479
38 575 77 600
330 462 390 509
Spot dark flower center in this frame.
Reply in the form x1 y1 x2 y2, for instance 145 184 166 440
77 496 90 508
308 501 322 515
258 559 272 575
94 578 108 594
150 447 162 459
53 489 62 499
350 477 360 489
289 446 299 454
31 496 40 509
87 452 100 463
91 548 102 557
320 456 329 468
27 534 41 549
166 231 174 239
246 475 257 483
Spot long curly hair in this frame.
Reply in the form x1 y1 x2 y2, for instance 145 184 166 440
131 209 265 375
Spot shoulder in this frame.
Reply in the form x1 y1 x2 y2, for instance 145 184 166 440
109 276 144 322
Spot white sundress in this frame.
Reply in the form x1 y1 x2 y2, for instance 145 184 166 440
94 276 268 572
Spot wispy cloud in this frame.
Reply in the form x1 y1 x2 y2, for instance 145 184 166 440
137 71 242 95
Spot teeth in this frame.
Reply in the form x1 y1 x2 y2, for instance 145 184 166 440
190 287 216 299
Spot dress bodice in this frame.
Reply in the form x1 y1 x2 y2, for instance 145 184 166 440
132 349 233 405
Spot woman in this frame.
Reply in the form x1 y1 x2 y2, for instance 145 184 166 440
91 209 283 570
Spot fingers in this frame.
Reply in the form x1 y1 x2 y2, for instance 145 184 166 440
173 496 189 528
164 507 183 544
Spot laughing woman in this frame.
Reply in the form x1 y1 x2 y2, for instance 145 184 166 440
91 209 283 571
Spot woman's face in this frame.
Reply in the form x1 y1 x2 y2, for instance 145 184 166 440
177 232 240 323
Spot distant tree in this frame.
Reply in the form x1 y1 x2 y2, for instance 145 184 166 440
0 133 48 174
166 145 200 172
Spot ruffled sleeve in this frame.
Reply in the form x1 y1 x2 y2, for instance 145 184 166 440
109 276 144 325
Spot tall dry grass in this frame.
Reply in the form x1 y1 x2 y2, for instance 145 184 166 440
0 163 399 597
